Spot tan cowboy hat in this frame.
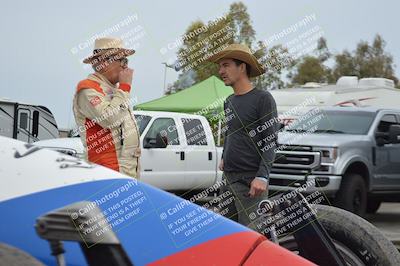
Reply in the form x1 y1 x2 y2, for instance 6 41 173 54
208 43 265 77
83 37 135 64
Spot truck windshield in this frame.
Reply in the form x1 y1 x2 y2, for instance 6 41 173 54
285 110 375 135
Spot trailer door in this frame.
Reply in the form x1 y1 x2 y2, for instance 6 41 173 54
16 108 31 142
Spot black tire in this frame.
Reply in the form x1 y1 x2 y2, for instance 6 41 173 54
280 204 400 266
366 199 382 214
0 243 44 266
334 173 367 216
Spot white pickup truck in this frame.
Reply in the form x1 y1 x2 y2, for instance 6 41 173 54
34 111 223 193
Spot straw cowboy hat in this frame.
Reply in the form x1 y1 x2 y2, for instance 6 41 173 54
208 43 265 77
83 37 135 64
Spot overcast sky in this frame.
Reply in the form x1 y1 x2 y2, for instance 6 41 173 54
1 0 399 129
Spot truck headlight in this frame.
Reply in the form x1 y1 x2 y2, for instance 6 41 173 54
313 147 338 164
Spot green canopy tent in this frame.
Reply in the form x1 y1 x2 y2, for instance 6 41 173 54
134 76 233 145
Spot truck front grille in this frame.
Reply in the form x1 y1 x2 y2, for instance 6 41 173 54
271 145 320 175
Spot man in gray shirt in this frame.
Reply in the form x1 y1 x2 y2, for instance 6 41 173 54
208 44 278 232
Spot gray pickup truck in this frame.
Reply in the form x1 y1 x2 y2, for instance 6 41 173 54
270 107 400 216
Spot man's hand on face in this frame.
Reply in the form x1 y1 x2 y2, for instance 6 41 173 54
119 68 134 85
249 178 268 198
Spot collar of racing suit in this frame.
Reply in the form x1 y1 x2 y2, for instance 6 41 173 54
89 72 116 97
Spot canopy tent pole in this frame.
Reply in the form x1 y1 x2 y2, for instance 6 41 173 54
217 118 221 146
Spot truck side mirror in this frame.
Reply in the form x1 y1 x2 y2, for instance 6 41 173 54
375 137 386 147
388 124 400 144
375 131 388 146
143 133 167 149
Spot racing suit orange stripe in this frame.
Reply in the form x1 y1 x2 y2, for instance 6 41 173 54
74 75 140 178
77 80 105 95
77 79 119 172
85 118 119 172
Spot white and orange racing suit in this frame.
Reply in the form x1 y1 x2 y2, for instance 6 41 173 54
73 73 141 178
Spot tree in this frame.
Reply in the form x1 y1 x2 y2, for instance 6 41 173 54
290 56 328 85
168 1 292 93
170 6 398 93
288 35 399 87
316 37 331 63
254 42 294 90
169 69 197 93
332 50 357 79
288 37 332 86
332 34 398 84
171 2 254 90
227 2 255 46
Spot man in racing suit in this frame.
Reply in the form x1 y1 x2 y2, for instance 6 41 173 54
73 37 141 178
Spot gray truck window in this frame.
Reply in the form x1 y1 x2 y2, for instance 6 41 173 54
286 110 375 135
145 118 179 145
181 118 207 145
134 115 151 135
377 114 398 133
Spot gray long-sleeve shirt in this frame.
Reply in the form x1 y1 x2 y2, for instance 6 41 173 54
222 88 278 177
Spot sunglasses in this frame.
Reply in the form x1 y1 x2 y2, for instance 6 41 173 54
118 57 128 68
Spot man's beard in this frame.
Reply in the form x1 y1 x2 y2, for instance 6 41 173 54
222 77 233 86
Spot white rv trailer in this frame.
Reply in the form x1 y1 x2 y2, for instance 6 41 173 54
270 77 400 124
0 98 58 143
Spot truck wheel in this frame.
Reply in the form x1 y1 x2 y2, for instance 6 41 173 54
0 243 44 266
280 204 400 266
334 173 367 216
366 199 381 214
